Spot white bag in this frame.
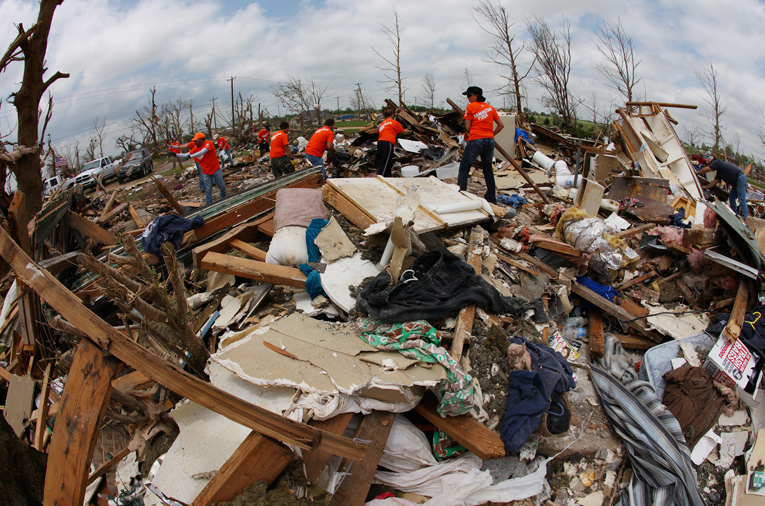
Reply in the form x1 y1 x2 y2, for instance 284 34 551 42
265 226 309 266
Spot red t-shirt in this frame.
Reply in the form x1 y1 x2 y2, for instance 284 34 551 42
270 131 289 158
305 126 334 157
216 137 230 151
378 118 404 144
193 140 220 175
258 129 270 143
464 102 499 140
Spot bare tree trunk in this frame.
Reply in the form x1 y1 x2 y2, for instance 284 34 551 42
9 0 69 217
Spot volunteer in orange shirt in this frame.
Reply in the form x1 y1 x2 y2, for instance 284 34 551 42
168 139 182 170
270 121 294 178
214 134 232 167
376 107 407 177
175 132 226 205
458 86 504 204
257 125 271 152
304 118 336 180
186 139 205 191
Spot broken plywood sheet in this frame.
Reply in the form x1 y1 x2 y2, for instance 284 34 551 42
496 170 551 189
315 216 356 261
646 303 710 339
213 313 445 405
326 177 489 233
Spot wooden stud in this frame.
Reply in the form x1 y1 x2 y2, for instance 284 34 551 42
328 411 396 506
228 239 267 261
128 204 144 228
96 202 129 225
151 175 186 214
200 252 307 288
86 447 131 486
192 212 274 266
192 432 293 506
43 339 122 506
303 413 354 482
451 227 483 362
34 363 53 451
588 308 605 358
68 211 117 246
723 280 749 342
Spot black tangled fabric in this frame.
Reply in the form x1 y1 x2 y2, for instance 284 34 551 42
141 215 205 257
356 251 547 323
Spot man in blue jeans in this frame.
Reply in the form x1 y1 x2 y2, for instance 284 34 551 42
698 156 748 218
458 86 504 203
176 132 226 205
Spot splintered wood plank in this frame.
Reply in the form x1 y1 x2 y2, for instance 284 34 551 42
414 392 504 460
43 339 122 506
303 413 354 482
256 218 274 237
128 204 144 228
723 281 749 342
328 411 395 506
151 176 186 214
588 307 605 358
97 202 128 225
229 239 267 261
322 184 378 231
68 211 117 245
34 363 53 450
192 212 274 266
0 225 366 462
612 333 656 350
200 252 307 288
451 227 483 362
192 431 293 506
99 191 119 221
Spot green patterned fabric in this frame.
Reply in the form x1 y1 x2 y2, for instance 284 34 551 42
355 318 475 416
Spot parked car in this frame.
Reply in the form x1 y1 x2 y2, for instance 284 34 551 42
42 175 74 196
117 148 153 183
81 156 121 181
73 167 103 189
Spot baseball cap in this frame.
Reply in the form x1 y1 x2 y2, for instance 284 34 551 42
462 86 483 97
193 132 205 140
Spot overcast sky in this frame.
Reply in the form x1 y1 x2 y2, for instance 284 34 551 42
2 0 765 161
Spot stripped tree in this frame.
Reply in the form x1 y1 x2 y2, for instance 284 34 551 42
526 16 577 128
1 0 69 217
594 18 642 107
474 0 535 115
273 76 328 127
373 10 406 106
421 74 437 109
696 58 726 152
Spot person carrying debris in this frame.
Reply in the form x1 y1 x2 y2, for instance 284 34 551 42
175 132 226 205
305 117 336 181
698 155 749 219
376 106 406 177
458 86 504 204
257 125 271 153
270 121 295 178
214 134 232 168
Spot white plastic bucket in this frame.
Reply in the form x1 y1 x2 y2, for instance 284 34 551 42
532 151 555 171
401 165 419 178
435 162 459 179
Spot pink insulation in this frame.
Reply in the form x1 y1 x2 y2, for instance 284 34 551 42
652 226 687 247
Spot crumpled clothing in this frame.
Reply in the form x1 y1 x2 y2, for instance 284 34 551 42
298 218 330 299
618 198 644 210
576 276 621 305
497 194 527 208
668 208 692 229
355 318 474 416
141 214 205 257
356 250 547 324
662 366 732 449
514 127 533 144
500 336 575 453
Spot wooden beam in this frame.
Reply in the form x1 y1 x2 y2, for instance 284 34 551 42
200 252 307 288
328 411 396 506
451 227 483 362
228 239 267 261
43 339 122 506
151 175 186 214
192 432 293 506
626 101 697 110
611 333 657 350
0 225 366 461
322 184 378 231
96 202 128 225
588 308 605 358
616 271 657 291
33 363 53 451
414 392 504 460
128 204 144 228
192 212 274 266
303 413 354 482
723 280 749 342
612 223 654 239
495 252 541 277
256 218 274 237
68 211 117 246
86 447 131 486
99 191 119 221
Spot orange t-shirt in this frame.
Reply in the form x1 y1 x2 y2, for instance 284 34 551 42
258 129 270 143
216 137 230 151
305 126 334 157
194 140 220 175
169 142 180 154
270 131 289 158
464 102 499 140
377 118 404 144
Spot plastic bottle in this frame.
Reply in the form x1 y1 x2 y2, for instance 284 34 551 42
562 326 588 341
561 317 588 327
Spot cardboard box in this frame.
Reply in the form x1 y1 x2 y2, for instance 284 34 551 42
703 334 757 390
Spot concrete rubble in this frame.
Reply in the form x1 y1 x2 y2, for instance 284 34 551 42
2 100 765 506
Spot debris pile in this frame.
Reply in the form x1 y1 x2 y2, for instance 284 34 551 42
2 100 765 506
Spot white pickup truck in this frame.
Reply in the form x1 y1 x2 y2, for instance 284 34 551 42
74 156 121 188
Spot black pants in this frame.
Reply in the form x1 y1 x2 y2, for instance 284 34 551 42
377 141 395 177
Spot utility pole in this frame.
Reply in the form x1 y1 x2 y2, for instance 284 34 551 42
337 96 340 112
228 76 236 131
189 100 195 133
210 97 218 130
